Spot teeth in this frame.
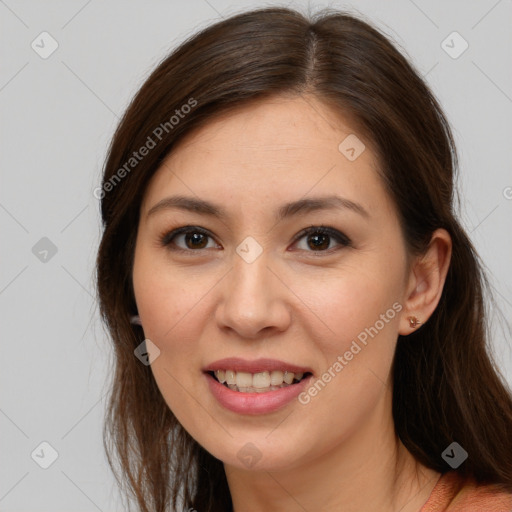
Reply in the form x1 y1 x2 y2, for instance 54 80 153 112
283 371 294 385
213 369 307 392
253 371 271 389
270 370 284 386
225 370 236 385
236 372 253 388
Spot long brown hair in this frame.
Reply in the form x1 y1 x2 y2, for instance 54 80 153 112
95 6 512 511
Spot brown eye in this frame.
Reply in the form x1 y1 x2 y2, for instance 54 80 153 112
160 226 219 252
306 233 330 251
293 226 351 253
183 232 209 249
159 224 351 256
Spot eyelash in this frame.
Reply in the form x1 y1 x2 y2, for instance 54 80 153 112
158 225 352 256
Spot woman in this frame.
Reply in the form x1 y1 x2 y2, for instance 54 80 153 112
95 6 512 512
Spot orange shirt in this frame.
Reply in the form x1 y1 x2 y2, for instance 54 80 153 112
420 471 512 511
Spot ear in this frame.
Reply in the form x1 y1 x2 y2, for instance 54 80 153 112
398 228 452 335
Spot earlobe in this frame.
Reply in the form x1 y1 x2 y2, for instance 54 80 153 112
399 228 452 335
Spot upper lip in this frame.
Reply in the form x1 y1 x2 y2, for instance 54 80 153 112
203 357 313 375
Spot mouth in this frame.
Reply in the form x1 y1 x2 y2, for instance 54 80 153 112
203 357 315 413
206 369 313 393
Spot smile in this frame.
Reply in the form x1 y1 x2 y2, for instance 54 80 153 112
203 358 314 415
209 369 310 393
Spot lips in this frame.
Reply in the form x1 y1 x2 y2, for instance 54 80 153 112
203 357 314 414
204 371 313 414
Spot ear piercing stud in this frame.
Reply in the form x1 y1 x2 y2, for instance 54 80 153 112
408 316 422 328
130 315 142 326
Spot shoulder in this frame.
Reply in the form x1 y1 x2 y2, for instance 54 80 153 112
421 471 512 512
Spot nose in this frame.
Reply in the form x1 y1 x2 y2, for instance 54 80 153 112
215 248 291 339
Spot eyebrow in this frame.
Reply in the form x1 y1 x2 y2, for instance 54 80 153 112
146 194 369 221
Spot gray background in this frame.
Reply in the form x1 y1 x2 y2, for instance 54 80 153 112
1 0 511 510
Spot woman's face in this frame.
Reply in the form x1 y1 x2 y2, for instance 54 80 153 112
132 95 412 471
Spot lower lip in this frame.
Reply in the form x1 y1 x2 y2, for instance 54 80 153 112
205 372 312 415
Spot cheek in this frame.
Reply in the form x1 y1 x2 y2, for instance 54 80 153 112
292 255 404 357
132 247 209 342
289 271 403 457
132 250 208 424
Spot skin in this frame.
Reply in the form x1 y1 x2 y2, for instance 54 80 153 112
132 94 452 512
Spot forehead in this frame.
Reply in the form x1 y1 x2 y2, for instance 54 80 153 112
171 94 365 154
140 95 390 219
